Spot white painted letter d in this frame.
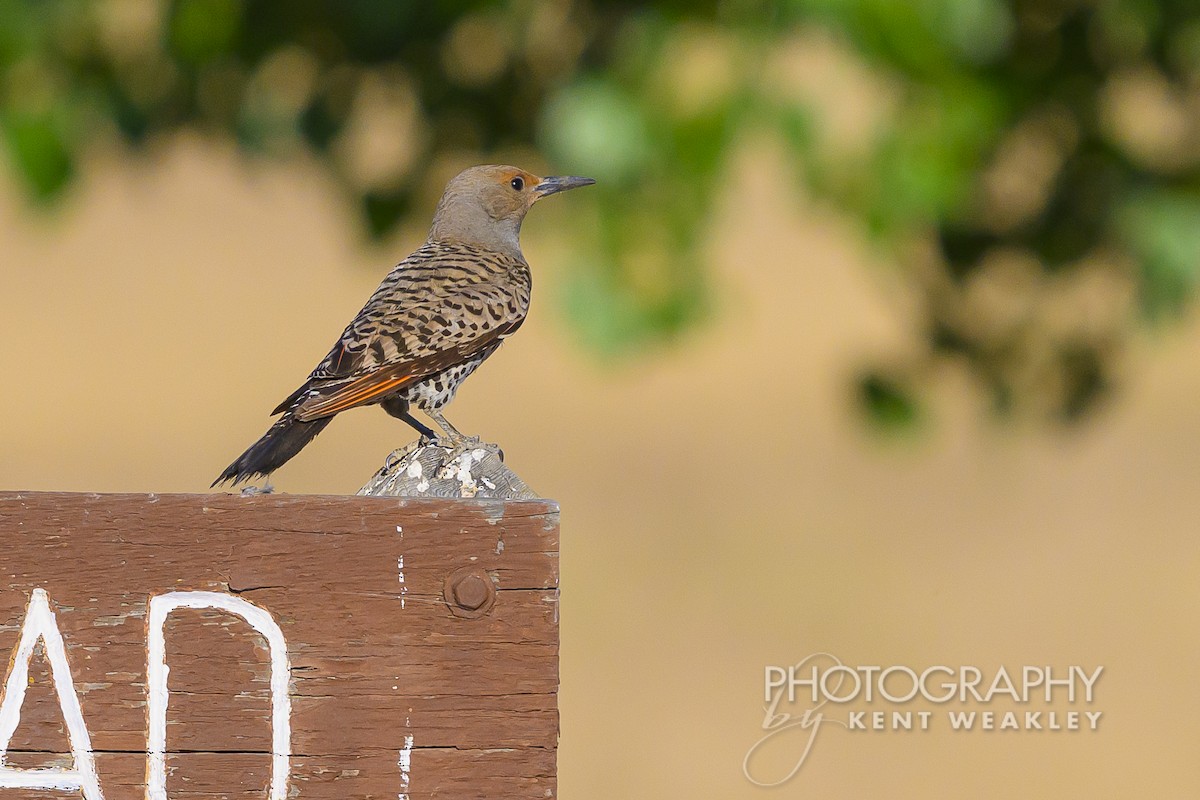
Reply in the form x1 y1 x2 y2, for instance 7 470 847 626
146 591 291 800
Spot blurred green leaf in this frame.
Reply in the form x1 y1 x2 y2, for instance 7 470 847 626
927 0 1015 64
169 0 243 64
1 111 73 202
541 80 653 186
561 250 707 357
0 2 38 65
362 189 413 240
857 372 921 430
1120 190 1200 319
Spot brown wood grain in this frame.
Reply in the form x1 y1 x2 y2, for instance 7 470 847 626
0 492 559 799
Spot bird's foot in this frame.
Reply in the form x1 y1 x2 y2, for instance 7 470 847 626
443 435 503 465
384 440 427 470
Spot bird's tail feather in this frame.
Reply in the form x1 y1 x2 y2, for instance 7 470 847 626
212 412 332 487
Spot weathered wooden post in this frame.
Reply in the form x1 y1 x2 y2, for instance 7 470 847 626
0 491 559 799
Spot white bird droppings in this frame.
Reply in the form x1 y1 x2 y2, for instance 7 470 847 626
398 734 414 799
397 556 408 609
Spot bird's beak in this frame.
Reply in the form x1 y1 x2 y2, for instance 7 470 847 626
534 175 596 198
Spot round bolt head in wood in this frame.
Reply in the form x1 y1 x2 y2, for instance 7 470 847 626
443 566 497 618
454 574 489 609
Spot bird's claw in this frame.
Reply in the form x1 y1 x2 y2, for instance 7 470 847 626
444 436 505 466
385 439 428 469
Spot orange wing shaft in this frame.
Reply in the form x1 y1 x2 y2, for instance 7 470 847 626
294 375 412 421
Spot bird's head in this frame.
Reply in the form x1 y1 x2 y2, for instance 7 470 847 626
429 165 595 255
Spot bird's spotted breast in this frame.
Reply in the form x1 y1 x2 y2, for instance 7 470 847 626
399 343 501 412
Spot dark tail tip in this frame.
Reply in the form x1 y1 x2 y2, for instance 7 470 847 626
212 413 333 488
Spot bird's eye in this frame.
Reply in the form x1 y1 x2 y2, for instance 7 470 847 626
510 177 524 191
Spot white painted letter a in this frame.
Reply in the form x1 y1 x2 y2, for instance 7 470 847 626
0 588 103 799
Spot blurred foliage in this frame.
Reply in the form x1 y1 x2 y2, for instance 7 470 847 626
3 0 1200 425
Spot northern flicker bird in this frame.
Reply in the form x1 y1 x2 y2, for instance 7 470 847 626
214 165 594 486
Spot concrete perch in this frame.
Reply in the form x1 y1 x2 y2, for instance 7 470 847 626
358 439 539 499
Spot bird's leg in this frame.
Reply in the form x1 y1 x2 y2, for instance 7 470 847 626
427 409 472 449
380 395 438 444
402 413 438 444
427 409 506 466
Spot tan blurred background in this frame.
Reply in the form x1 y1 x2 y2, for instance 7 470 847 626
1 133 1198 796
